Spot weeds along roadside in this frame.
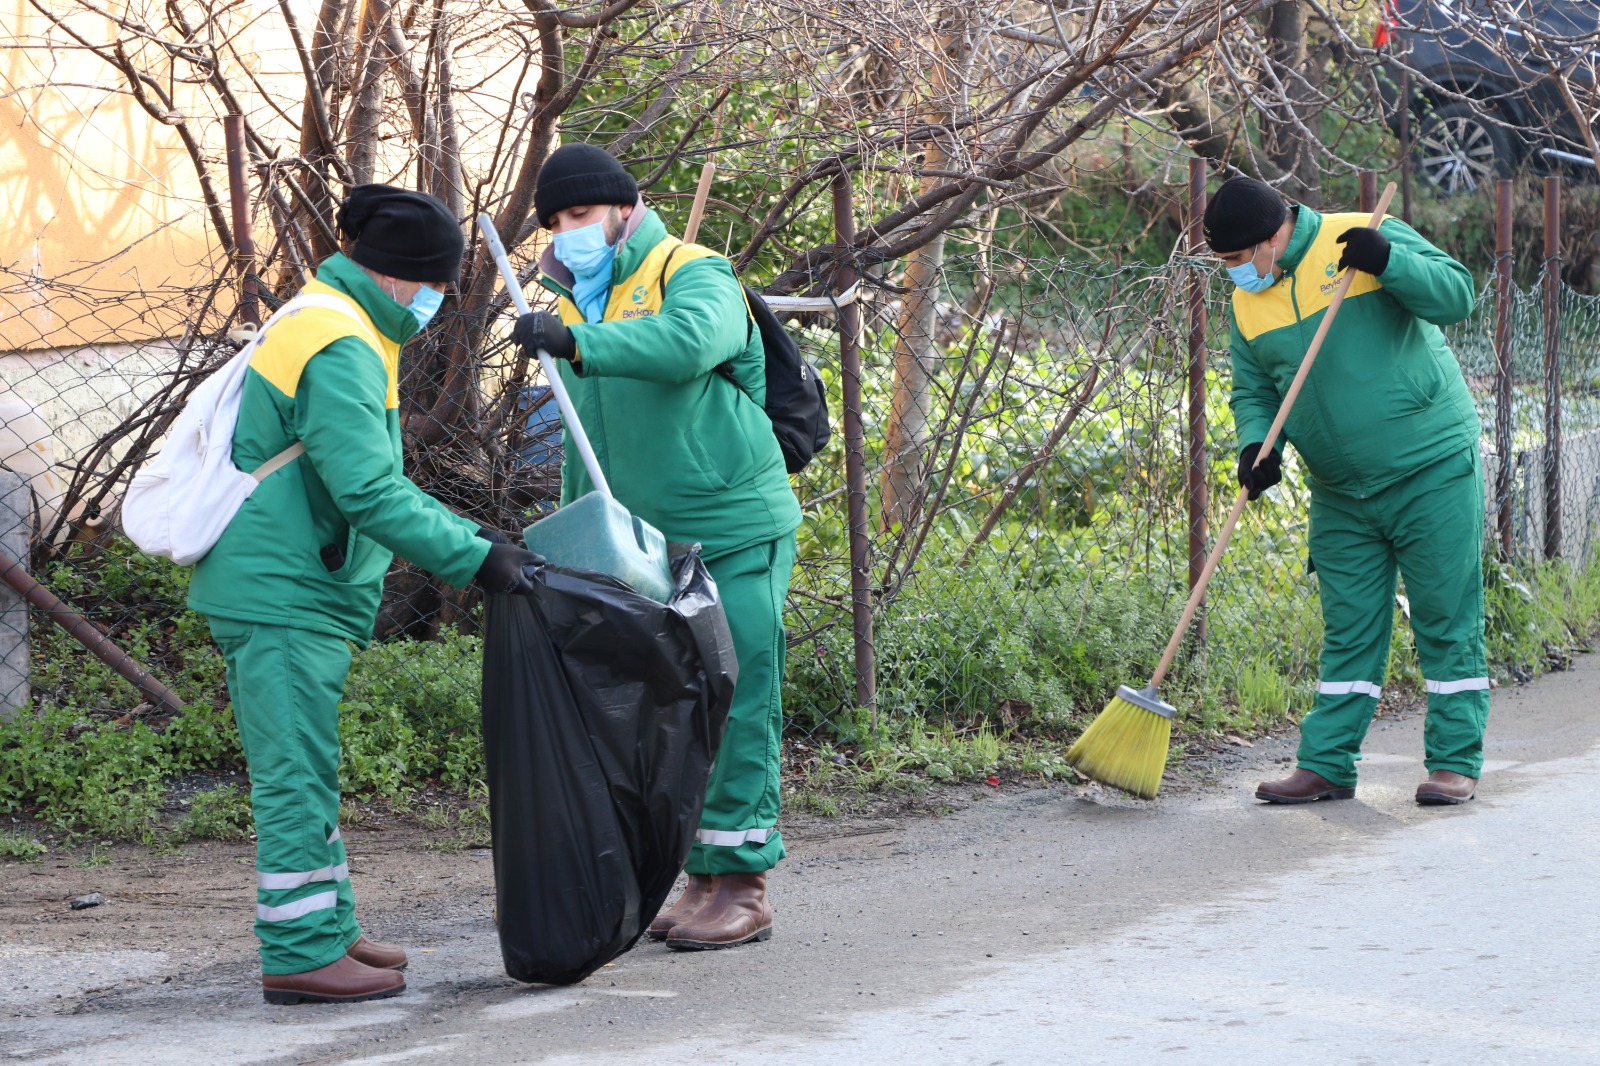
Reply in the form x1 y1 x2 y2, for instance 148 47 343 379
4 534 1600 856
782 540 1600 814
0 538 488 852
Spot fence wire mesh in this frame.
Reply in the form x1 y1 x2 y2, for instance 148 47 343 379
5 232 1600 755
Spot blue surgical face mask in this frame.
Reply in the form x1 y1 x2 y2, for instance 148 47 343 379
1226 244 1278 293
553 210 622 323
552 216 618 280
408 285 445 329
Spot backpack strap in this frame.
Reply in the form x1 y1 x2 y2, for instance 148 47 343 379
232 292 379 349
658 240 685 291
714 286 760 397
657 237 755 347
251 441 305 481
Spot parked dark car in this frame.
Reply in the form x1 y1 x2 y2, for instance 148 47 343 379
1377 0 1600 193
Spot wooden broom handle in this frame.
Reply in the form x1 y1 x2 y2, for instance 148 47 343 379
683 105 723 244
683 159 716 244
1147 182 1397 689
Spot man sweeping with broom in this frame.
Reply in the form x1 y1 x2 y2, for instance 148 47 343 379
1206 175 1489 806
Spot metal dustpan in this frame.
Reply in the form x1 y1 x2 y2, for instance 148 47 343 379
480 215 674 602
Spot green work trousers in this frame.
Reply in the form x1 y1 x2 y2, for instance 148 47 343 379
685 534 797 876
1298 446 1490 787
208 618 362 975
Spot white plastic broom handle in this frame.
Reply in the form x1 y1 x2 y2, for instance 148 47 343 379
478 213 612 499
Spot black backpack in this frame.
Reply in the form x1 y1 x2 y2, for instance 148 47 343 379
733 284 831 473
661 244 831 473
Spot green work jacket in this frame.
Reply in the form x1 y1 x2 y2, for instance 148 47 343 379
536 207 801 559
1228 207 1480 499
188 253 488 642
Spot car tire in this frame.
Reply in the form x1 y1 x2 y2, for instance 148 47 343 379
1412 101 1516 194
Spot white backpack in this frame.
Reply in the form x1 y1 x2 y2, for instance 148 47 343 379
122 294 379 565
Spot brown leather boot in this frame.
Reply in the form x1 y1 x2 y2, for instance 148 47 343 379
261 955 405 1005
1255 767 1356 804
665 872 772 951
1416 770 1477 805
646 873 717 941
346 934 407 970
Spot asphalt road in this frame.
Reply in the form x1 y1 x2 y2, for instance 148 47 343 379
4 649 1598 1065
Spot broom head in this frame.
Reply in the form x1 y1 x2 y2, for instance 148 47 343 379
1066 685 1175 799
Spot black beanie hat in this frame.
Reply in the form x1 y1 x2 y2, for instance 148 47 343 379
535 144 639 228
337 185 464 282
1203 176 1290 254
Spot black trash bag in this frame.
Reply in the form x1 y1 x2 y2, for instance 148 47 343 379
480 547 737 986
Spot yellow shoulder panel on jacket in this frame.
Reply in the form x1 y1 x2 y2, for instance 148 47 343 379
1232 213 1388 343
662 241 720 285
556 294 583 327
248 282 400 407
605 238 722 321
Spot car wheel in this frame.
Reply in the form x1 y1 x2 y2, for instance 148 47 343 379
1412 101 1515 194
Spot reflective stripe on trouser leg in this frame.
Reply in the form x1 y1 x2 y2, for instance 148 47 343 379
207 618 362 975
687 533 796 876
1391 448 1490 778
1299 487 1398 789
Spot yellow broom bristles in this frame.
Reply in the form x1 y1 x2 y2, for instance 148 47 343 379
1066 693 1173 799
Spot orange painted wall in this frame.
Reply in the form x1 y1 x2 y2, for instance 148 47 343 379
3 0 540 355
0 1 227 352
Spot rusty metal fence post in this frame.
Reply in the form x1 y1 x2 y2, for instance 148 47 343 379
832 171 876 720
1494 178 1515 558
1359 169 1377 214
1186 158 1209 644
224 114 259 328
1543 175 1563 560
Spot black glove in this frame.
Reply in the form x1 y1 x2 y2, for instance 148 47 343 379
511 311 577 362
475 525 511 546
1335 226 1391 276
1237 442 1283 501
475 542 545 595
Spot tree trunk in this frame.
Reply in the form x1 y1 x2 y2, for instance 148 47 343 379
295 0 351 262
346 0 392 184
1160 80 1289 184
879 232 946 532
1262 0 1320 205
878 12 963 532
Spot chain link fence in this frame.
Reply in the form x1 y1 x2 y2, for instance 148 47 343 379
5 194 1600 758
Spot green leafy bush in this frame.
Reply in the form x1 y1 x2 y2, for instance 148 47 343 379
339 631 486 795
2 535 490 841
787 538 1194 739
1484 554 1600 679
0 700 240 844
174 785 253 841
2 540 243 844
0 827 47 861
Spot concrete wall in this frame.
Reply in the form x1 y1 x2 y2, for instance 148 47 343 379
0 342 182 538
0 470 29 720
1503 428 1600 567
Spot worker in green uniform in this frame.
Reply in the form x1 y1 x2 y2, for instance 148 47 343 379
1205 175 1490 807
189 185 543 1004
510 143 802 949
